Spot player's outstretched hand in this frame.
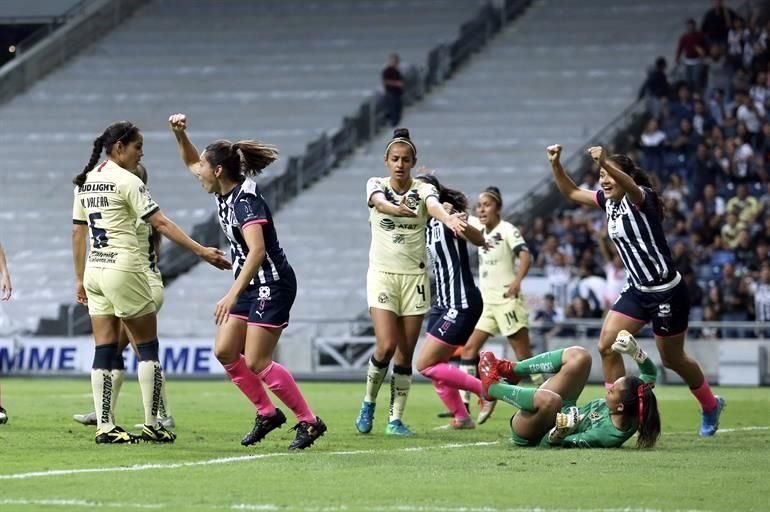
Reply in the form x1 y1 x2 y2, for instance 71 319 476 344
200 247 232 270
168 113 188 132
546 144 562 163
444 212 468 236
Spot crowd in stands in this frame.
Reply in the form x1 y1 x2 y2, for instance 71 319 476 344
524 1 770 339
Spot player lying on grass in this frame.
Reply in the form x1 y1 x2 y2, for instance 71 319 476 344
478 330 660 448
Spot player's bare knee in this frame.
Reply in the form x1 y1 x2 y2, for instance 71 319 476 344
214 346 239 365
535 389 562 413
565 346 591 371
246 356 272 374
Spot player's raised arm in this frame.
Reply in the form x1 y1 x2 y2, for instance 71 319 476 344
168 113 202 175
547 144 597 208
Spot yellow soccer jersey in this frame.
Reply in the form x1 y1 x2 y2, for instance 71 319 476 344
72 160 160 272
367 177 437 274
470 216 528 304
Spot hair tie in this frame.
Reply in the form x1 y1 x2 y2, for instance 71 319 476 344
637 383 647 423
481 190 502 207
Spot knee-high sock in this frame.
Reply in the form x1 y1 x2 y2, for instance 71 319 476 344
109 369 124 424
158 369 172 419
389 365 412 423
92 343 117 431
223 355 276 417
364 355 389 403
459 357 478 406
514 349 564 376
488 383 537 412
420 363 483 397
432 381 469 420
137 361 163 427
690 379 718 412
259 361 315 423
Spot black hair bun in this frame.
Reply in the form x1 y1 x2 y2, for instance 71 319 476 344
393 127 411 139
485 186 501 196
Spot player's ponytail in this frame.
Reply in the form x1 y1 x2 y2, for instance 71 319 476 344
73 135 105 186
204 139 278 181
481 186 503 210
621 376 661 449
415 174 467 212
233 140 279 177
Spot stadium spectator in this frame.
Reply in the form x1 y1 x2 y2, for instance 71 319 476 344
676 19 707 91
478 335 661 448
705 47 732 100
382 53 404 127
701 0 737 46
753 264 770 336
639 57 671 117
547 143 724 436
534 293 565 339
639 118 668 175
168 114 327 450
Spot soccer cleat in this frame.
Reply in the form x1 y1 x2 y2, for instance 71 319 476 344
355 401 376 434
0 406 7 425
73 411 98 426
437 402 469 418
141 423 176 443
448 416 475 430
241 409 287 446
477 397 497 425
95 425 139 444
288 416 327 450
699 396 726 437
384 419 415 436
497 359 520 384
134 415 175 430
478 352 501 399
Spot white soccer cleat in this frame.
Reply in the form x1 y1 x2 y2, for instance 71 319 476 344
73 411 98 426
612 330 646 363
134 416 175 430
0 407 7 425
477 398 497 425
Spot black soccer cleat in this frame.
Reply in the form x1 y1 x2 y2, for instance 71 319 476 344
288 416 327 450
241 408 287 446
141 423 176 443
95 425 139 444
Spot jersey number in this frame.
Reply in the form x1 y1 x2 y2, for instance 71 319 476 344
416 284 426 303
88 213 109 249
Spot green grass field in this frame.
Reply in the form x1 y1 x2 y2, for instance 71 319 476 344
0 378 768 512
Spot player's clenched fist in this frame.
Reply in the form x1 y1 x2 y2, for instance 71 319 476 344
546 144 562 163
168 113 187 132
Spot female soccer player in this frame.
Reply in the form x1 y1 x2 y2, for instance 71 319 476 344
169 113 326 450
479 331 660 448
547 143 724 436
412 175 493 430
460 187 544 424
72 121 230 443
72 164 174 429
356 128 467 436
0 240 11 424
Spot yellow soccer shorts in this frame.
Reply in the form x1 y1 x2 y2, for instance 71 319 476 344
84 267 156 319
475 296 529 337
367 269 430 317
145 270 165 312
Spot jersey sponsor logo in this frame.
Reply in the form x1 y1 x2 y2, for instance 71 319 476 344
392 234 405 244
88 250 119 265
380 219 396 231
78 182 116 193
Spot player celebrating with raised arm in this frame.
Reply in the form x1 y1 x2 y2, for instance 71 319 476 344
73 164 175 429
479 330 660 448
412 174 494 430
547 143 724 436
169 113 326 450
72 121 230 444
460 187 545 424
356 129 467 436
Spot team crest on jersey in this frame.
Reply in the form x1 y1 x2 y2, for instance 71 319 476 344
444 308 458 322
258 286 271 311
404 192 419 210
589 411 601 422
482 233 503 253
658 303 671 317
378 293 389 304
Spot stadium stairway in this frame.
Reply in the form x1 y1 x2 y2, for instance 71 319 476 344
0 0 487 334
